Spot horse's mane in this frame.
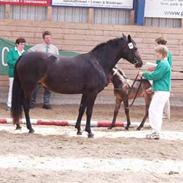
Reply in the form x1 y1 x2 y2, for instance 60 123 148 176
91 38 122 53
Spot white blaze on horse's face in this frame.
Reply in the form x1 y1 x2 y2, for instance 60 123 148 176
128 42 134 50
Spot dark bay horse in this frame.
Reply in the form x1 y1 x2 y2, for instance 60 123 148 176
11 34 143 138
109 67 152 130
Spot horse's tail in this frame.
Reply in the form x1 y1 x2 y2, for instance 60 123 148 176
11 56 24 125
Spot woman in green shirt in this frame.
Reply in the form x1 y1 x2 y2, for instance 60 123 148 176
7 37 26 110
140 45 171 140
155 37 172 120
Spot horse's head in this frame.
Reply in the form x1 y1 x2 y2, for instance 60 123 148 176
120 34 143 68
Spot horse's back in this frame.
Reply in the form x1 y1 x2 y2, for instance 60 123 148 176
45 53 107 93
16 51 107 94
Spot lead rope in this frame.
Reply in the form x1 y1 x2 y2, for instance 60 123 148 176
113 72 143 108
127 73 140 97
128 76 143 107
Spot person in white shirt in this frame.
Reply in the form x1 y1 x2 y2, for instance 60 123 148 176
29 31 59 109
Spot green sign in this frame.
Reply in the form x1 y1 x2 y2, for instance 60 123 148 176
0 38 79 75
0 38 17 75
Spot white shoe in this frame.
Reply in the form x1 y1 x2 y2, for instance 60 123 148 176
146 132 160 140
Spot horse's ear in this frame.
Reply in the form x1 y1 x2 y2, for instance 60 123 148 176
122 33 126 39
128 35 132 42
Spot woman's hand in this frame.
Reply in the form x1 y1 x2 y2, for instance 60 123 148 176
147 66 155 72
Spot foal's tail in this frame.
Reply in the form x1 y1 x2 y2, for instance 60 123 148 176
11 57 24 125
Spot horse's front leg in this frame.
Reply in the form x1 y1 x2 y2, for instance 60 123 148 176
75 94 87 135
108 98 121 129
85 93 97 138
124 99 131 130
23 97 34 133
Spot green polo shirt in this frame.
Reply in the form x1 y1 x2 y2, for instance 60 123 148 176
143 59 171 92
7 47 25 77
167 51 173 67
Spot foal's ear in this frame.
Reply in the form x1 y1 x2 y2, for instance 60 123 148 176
128 35 132 42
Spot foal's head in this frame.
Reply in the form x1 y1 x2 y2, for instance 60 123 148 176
120 34 143 68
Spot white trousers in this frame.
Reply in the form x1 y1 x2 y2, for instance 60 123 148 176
149 91 170 133
7 77 14 108
164 99 170 120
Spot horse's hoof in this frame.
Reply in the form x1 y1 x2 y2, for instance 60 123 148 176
15 125 22 130
29 129 35 133
88 133 94 138
108 126 113 130
125 126 129 130
136 127 141 131
77 131 82 135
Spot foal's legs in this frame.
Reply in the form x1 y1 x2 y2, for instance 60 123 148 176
75 94 87 135
85 93 97 138
137 94 151 131
23 97 34 133
15 123 22 130
108 98 122 129
123 99 131 130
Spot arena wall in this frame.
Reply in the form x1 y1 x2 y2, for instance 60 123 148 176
0 20 183 105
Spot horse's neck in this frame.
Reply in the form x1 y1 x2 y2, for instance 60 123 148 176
92 47 122 74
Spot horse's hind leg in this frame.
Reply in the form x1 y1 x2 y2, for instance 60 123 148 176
75 94 87 135
23 96 34 133
137 109 148 131
124 99 131 130
108 98 121 129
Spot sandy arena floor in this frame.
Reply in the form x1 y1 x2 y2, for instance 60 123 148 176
0 104 183 183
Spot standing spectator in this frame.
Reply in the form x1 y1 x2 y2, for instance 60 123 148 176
155 37 173 66
29 31 59 109
6 37 26 111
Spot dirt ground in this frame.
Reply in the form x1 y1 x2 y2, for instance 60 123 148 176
0 103 183 183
